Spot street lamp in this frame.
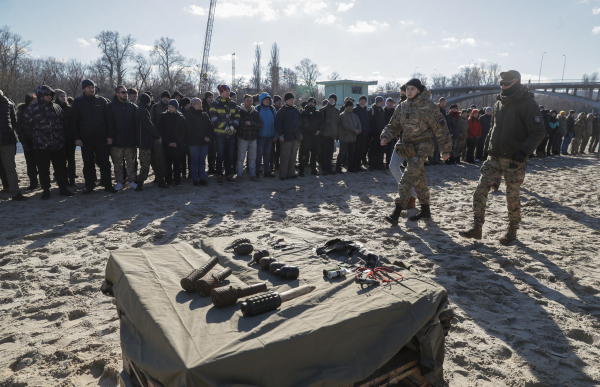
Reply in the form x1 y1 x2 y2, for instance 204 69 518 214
562 54 566 83
538 52 546 83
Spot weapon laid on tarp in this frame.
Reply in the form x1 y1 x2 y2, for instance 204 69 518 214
241 285 316 317
251 250 269 264
316 239 359 256
268 262 285 274
234 244 254 255
273 266 299 279
225 238 251 250
259 257 277 270
211 283 268 308
195 267 232 296
326 268 350 279
180 257 218 293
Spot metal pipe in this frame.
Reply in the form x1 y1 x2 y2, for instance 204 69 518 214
538 52 546 83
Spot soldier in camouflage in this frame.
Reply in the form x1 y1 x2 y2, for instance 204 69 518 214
460 71 545 245
380 78 452 226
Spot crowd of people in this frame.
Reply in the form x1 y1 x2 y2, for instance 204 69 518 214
0 77 598 204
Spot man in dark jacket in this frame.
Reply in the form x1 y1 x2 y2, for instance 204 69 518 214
446 104 461 164
353 96 370 172
186 97 213 185
107 85 138 190
299 97 322 176
158 100 186 186
54 90 76 186
209 85 239 184
135 93 163 191
562 110 575 155
22 85 74 200
369 96 387 170
237 94 262 182
151 91 170 125
202 91 217 175
476 107 492 161
319 94 340 175
0 90 26 201
16 94 39 189
275 92 302 180
71 79 116 194
589 112 599 154
460 70 545 245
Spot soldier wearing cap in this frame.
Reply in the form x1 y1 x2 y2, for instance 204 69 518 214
460 70 545 245
380 78 452 226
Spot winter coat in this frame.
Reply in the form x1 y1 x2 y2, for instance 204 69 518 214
71 92 109 139
592 116 599 137
107 96 138 148
275 104 301 141
237 105 262 141
353 104 370 138
339 107 362 142
484 86 546 160
557 114 567 136
57 102 73 141
135 105 161 150
573 114 586 138
22 85 66 150
300 105 322 136
320 103 341 139
479 113 492 134
446 111 461 138
369 104 386 139
566 115 575 134
185 107 213 147
586 115 593 135
548 116 560 134
16 103 30 144
459 116 469 138
209 97 240 137
0 94 18 146
157 110 186 155
468 113 481 138
257 92 277 139
150 102 168 125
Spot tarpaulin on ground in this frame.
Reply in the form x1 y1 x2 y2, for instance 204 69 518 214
104 227 447 387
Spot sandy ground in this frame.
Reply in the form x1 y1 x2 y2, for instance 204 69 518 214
0 151 599 387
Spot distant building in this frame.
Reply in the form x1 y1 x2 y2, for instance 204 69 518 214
317 80 378 108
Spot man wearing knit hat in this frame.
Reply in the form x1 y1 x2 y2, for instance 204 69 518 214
202 91 217 174
270 95 283 172
380 78 451 226
369 96 387 170
460 70 545 245
71 79 116 194
135 93 164 191
299 97 322 176
107 85 138 191
150 90 171 125
275 92 302 180
352 96 370 172
209 84 240 183
319 93 340 175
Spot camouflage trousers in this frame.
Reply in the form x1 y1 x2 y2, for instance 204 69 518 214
451 137 461 158
110 147 137 184
473 156 526 228
394 155 429 207
137 149 152 182
570 136 582 154
456 134 468 159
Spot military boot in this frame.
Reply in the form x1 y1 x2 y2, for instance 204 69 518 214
384 203 403 226
459 224 482 239
499 225 518 246
409 204 431 221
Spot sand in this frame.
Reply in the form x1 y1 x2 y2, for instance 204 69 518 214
1 152 599 387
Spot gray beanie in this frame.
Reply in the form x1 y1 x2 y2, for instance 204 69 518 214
375 96 384 103
54 89 66 102
190 97 202 107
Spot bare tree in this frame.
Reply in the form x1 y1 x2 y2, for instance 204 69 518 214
269 43 279 96
151 37 188 90
582 73 598 99
410 72 428 87
251 44 261 92
131 54 153 93
94 31 136 88
0 25 31 99
66 59 86 97
295 58 321 97
328 71 340 81
430 74 449 89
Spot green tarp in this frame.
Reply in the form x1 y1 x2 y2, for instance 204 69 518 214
104 227 447 387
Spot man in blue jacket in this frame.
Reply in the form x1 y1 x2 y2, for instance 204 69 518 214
256 92 277 178
275 93 302 180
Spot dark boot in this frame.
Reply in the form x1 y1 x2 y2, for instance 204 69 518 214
135 182 144 192
27 182 38 191
12 193 27 201
41 189 51 200
409 204 431 221
311 168 320 175
384 203 403 226
459 224 483 239
335 167 344 174
59 187 74 196
499 225 518 246
82 187 94 195
68 177 76 187
298 168 305 177
105 186 118 193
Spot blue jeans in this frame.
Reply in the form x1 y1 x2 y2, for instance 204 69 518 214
189 144 209 180
256 136 273 176
237 138 257 176
561 133 573 154
216 136 236 176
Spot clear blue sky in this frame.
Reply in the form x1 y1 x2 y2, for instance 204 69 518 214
2 0 599 86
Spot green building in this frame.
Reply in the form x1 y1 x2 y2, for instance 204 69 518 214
317 79 378 108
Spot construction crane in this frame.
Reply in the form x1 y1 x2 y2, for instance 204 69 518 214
232 53 235 90
199 0 217 94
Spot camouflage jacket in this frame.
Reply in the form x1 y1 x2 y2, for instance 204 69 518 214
574 114 587 138
22 85 66 150
380 88 452 156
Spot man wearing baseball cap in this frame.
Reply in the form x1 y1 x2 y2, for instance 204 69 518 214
460 70 545 245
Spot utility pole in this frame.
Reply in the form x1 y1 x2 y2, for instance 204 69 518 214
232 53 235 90
538 52 546 83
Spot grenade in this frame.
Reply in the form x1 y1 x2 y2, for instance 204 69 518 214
225 238 251 250
274 266 299 280
268 262 286 275
252 250 270 264
234 244 254 255
240 285 316 317
211 283 268 308
259 257 277 271
180 257 218 293
194 267 232 297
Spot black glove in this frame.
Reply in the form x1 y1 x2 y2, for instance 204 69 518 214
511 150 528 163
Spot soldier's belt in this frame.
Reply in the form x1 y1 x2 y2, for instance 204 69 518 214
403 137 431 145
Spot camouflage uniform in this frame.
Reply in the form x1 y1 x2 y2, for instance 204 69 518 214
380 88 452 208
457 116 469 160
473 157 526 227
137 148 152 182
570 113 586 154
111 147 137 184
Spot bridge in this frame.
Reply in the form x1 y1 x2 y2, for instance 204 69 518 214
370 80 600 111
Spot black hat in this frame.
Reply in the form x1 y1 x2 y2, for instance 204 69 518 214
181 97 191 108
81 79 96 90
307 97 316 104
322 99 328 106
127 88 138 95
139 93 151 105
161 90 171 99
273 95 282 103
328 93 337 102
172 90 183 99
284 92 294 101
406 78 425 92
359 95 367 101
301 101 308 108
230 91 237 97
449 104 458 109
168 99 179 109
344 100 354 108
145 91 153 96
204 91 214 99
500 70 521 83
400 84 407 92
470 104 477 109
